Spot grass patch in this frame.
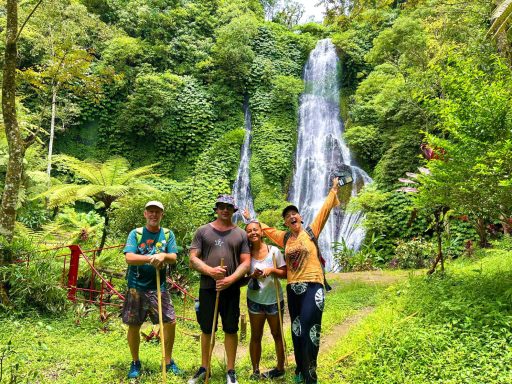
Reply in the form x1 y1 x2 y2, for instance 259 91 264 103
0 277 387 383
323 250 512 384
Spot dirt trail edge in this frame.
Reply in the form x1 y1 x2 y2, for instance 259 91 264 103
320 307 375 352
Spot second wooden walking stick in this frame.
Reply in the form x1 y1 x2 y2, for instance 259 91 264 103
272 252 288 367
156 267 167 383
205 258 224 384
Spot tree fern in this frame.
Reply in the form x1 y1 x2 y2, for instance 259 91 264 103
35 155 159 251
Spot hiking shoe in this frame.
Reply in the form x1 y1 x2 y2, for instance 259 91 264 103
293 372 304 384
249 369 261 380
188 367 207 384
166 359 183 376
262 368 285 379
226 369 239 384
127 360 141 379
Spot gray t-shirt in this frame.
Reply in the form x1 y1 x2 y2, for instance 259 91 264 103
190 224 250 289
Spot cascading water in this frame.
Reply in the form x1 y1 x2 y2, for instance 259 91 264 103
232 97 256 223
289 39 372 271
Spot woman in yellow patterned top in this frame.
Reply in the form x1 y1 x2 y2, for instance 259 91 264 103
244 177 340 384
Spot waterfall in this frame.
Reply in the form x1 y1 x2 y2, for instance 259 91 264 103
289 39 372 271
232 97 255 223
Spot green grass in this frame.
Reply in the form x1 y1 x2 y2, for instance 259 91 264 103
322 249 512 384
0 280 384 383
6 249 511 384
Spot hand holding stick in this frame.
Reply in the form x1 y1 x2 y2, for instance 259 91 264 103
205 258 224 384
272 253 288 368
156 268 167 383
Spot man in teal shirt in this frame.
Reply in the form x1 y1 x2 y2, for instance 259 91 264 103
122 200 181 379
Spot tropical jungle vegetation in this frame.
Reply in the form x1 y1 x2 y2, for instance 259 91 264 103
1 0 512 382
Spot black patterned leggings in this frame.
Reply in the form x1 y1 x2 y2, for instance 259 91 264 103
287 282 325 384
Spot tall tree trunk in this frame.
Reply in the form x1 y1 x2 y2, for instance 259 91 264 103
98 213 109 257
46 85 57 183
0 0 24 245
0 0 21 305
427 210 444 275
476 217 489 248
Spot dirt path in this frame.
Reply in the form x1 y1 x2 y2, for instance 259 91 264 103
209 271 410 364
327 270 415 285
319 307 374 352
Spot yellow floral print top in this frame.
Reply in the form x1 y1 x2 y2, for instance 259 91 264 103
261 190 340 285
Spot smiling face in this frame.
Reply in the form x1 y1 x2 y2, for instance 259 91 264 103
284 209 302 233
245 222 262 244
144 206 164 230
215 203 235 221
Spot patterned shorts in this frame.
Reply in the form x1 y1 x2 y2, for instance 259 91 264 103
121 288 176 326
247 297 285 316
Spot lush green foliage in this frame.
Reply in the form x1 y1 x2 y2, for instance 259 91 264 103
2 0 511 284
329 0 511 257
327 249 512 383
0 239 69 314
391 237 435 269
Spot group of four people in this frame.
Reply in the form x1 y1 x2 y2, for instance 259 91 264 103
122 177 341 384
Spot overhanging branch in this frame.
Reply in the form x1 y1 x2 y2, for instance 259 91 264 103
16 0 44 42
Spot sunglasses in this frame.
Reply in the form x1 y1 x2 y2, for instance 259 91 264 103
216 203 234 211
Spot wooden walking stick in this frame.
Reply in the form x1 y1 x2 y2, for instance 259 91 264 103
156 268 167 383
272 252 288 368
205 258 224 384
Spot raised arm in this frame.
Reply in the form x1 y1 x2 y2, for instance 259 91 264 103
242 208 287 247
310 177 341 238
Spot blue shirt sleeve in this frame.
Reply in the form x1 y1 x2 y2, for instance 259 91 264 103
165 230 178 254
123 229 138 254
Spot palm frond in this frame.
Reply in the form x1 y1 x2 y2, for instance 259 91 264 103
101 157 130 185
73 184 108 198
36 184 84 207
116 163 159 185
53 155 103 184
96 185 132 200
26 170 50 184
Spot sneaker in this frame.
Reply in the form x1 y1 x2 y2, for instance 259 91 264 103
249 369 261 380
127 360 141 379
166 359 183 376
226 369 239 384
262 368 285 379
293 372 304 384
188 367 207 384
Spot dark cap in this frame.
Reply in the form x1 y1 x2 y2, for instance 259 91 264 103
282 204 299 218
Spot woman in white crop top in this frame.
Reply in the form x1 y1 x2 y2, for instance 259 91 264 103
245 219 287 380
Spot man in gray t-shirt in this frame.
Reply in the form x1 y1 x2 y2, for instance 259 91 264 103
188 195 250 384
191 223 249 290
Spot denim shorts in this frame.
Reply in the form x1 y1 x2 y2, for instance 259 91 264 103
247 297 285 316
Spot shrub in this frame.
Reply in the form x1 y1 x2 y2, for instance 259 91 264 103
332 239 379 272
0 239 69 314
391 237 435 269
